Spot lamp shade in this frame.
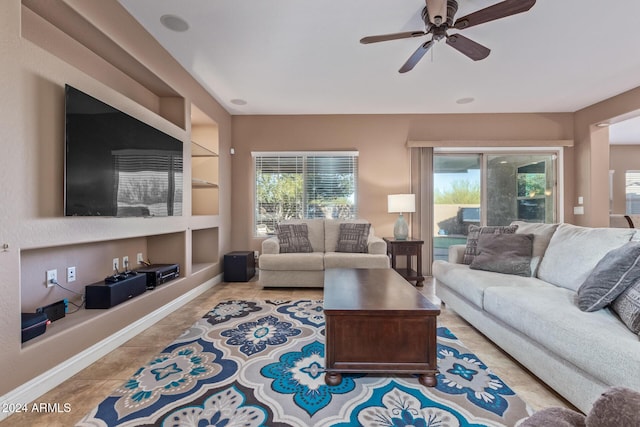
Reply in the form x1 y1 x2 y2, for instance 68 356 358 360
388 194 415 213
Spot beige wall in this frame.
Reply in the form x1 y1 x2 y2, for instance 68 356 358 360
574 86 640 226
231 113 575 252
0 0 231 396
610 145 640 213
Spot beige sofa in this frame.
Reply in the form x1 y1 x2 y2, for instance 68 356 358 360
434 222 640 413
259 219 390 287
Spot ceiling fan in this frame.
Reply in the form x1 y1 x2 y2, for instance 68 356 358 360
360 0 536 73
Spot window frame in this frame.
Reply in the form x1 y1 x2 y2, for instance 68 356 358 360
252 151 359 237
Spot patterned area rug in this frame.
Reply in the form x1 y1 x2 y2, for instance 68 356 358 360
77 300 531 426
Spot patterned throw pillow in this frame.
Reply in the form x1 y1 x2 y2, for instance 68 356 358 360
276 223 313 253
577 241 640 312
336 223 371 253
469 233 534 277
612 280 640 334
463 224 519 265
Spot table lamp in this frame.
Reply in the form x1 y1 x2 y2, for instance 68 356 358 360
388 194 415 240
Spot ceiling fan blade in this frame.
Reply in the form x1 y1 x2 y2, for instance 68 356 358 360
446 34 490 61
453 0 536 30
399 40 434 73
360 31 426 44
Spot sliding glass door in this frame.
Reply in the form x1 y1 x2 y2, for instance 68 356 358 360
433 151 558 261
433 154 481 261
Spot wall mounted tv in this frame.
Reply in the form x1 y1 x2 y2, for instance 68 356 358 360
64 85 183 217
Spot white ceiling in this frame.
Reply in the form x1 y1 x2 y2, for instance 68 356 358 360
118 0 640 140
610 116 640 145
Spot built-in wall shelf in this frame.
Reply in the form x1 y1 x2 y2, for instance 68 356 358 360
191 227 219 274
191 106 220 217
21 274 187 349
192 178 219 188
191 141 219 157
20 231 186 349
21 0 186 129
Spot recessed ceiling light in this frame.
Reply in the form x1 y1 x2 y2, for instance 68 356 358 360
230 99 247 106
596 122 610 127
160 14 189 32
456 97 475 105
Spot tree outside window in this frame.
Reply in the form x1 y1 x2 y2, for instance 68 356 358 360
254 152 358 236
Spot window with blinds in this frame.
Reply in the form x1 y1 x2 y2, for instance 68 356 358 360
114 149 183 217
626 170 640 214
253 151 358 236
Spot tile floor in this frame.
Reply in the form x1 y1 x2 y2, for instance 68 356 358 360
3 277 573 426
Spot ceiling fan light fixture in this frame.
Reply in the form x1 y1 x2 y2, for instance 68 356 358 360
360 0 536 72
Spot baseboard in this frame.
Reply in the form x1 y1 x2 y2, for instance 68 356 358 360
0 273 222 422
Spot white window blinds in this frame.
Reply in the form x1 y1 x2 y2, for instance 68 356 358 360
626 171 640 214
253 151 358 236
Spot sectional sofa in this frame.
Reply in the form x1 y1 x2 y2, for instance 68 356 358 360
259 219 390 287
433 222 640 413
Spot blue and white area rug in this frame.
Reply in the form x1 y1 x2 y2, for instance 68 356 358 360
77 300 531 426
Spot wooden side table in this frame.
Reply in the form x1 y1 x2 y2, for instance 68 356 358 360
383 237 425 287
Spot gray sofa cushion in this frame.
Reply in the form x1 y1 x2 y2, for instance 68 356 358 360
577 242 640 312
612 280 640 334
276 223 313 253
537 224 636 291
482 285 640 389
463 224 518 265
259 252 324 271
324 252 390 269
470 233 533 276
336 223 370 253
432 260 552 309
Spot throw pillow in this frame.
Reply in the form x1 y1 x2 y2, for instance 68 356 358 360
336 223 370 253
510 221 559 277
463 224 518 265
469 233 534 276
276 223 313 253
576 241 640 312
611 280 640 334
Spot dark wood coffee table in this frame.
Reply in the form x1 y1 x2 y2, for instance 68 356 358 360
323 268 440 387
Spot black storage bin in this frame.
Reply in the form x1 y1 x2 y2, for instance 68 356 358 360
21 312 49 343
224 251 256 282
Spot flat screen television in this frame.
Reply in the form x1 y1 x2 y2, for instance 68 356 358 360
64 85 183 217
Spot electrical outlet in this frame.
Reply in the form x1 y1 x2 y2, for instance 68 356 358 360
112 257 119 271
137 253 144 264
46 269 57 288
67 266 76 282
123 256 129 270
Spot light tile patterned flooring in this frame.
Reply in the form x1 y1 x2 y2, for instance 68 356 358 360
4 277 573 426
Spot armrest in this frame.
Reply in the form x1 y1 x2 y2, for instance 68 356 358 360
367 235 386 254
261 237 280 255
449 244 466 264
